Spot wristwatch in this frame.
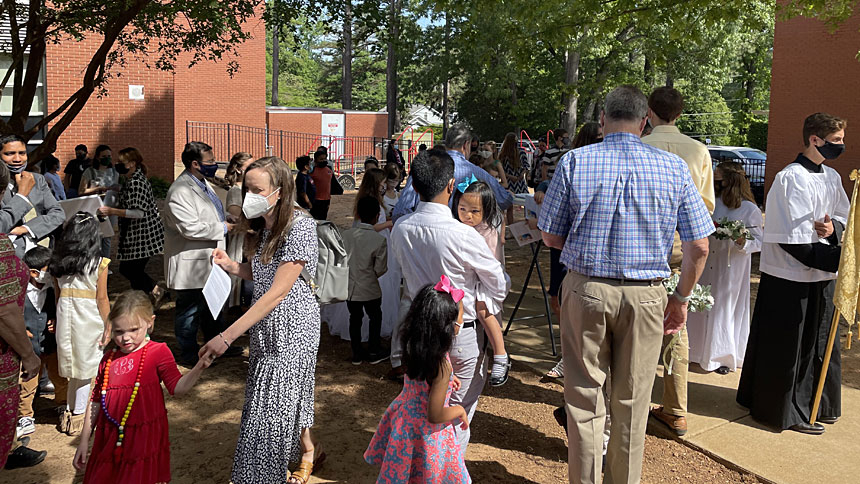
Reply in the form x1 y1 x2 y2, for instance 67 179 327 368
673 291 692 303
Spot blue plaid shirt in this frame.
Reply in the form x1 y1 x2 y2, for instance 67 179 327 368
391 150 514 221
538 132 714 280
184 171 227 233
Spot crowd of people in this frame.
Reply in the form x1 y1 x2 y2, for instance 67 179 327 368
0 81 850 484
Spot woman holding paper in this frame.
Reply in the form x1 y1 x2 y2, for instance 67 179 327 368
98 148 165 306
198 156 324 484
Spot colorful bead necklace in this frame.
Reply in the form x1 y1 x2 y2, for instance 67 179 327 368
100 340 149 456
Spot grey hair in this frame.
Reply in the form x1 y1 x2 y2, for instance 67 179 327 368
603 85 648 123
445 124 472 150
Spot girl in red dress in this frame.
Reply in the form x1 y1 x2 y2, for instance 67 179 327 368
73 290 209 483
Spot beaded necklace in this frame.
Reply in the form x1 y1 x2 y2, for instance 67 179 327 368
100 339 149 458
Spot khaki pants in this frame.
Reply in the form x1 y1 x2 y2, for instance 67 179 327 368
560 272 666 484
18 352 67 419
660 329 688 417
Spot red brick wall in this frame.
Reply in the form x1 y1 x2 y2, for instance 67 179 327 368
174 14 267 165
266 111 323 135
767 14 860 196
45 37 176 180
346 113 388 139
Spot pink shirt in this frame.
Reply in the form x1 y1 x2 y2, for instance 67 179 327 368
474 222 503 264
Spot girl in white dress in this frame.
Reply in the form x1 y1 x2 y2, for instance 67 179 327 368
49 212 111 435
322 169 402 353
687 163 763 374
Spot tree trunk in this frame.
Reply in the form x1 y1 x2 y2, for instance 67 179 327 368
441 11 450 138
342 0 353 110
562 46 581 132
271 24 280 106
644 56 653 87
386 0 399 137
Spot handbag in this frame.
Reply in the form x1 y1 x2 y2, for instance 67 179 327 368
330 171 344 195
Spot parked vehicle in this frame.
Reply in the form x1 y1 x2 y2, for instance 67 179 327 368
707 145 766 205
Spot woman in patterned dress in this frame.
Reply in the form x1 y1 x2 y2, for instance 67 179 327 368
98 148 165 305
199 156 323 484
499 133 528 224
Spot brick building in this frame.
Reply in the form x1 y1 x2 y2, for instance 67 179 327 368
768 14 860 195
39 16 266 181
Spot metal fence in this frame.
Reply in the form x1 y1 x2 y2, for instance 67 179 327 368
186 121 418 176
711 157 766 205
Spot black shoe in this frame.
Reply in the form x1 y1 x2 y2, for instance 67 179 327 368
715 366 730 375
351 354 363 366
553 406 568 432
366 351 390 365
488 355 511 387
818 416 840 424
4 446 47 469
789 422 825 435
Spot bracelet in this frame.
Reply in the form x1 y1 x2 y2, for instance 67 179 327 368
673 291 692 304
219 332 230 349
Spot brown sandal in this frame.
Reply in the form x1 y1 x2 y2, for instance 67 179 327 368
288 445 326 484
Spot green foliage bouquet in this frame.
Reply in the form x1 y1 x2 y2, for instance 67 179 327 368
713 217 754 267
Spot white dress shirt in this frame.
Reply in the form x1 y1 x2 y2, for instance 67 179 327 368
390 201 507 323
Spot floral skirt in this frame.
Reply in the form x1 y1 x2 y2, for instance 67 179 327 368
0 349 20 468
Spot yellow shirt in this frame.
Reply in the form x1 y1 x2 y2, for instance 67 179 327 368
642 125 715 213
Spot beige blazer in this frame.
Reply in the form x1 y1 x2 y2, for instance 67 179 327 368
342 223 388 301
162 171 226 290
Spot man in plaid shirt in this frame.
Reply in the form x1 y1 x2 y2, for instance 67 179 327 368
538 85 713 484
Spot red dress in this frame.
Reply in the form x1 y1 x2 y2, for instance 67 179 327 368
84 341 183 484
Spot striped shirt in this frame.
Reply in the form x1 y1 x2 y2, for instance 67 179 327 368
537 132 714 280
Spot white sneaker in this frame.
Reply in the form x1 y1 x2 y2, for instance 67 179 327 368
16 416 35 439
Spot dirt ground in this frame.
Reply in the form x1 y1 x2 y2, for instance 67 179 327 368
3 191 771 483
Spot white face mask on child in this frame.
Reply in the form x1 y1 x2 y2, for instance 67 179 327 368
242 188 280 219
35 271 49 284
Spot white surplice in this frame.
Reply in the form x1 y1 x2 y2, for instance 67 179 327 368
687 198 763 371
321 207 402 341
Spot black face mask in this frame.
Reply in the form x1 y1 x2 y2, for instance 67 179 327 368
816 140 845 160
100 157 112 167
115 163 130 175
76 153 86 161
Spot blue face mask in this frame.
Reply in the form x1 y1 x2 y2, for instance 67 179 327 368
6 163 25 175
198 162 218 178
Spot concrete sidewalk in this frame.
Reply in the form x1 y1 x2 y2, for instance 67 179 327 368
502 293 857 484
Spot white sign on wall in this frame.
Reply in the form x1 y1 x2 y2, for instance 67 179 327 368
321 113 345 165
128 85 145 101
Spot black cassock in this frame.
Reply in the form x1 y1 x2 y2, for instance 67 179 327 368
737 157 844 429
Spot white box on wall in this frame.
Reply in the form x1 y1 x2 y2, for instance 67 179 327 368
128 85 144 101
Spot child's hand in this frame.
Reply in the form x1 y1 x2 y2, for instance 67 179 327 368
47 320 55 333
451 375 462 391
73 444 89 470
98 330 111 348
26 330 33 339
457 406 469 430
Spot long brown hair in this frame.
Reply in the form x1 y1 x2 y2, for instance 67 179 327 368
498 132 520 171
241 157 298 263
225 152 253 186
354 168 385 218
716 162 755 210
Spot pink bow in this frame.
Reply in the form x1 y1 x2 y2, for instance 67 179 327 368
434 275 465 303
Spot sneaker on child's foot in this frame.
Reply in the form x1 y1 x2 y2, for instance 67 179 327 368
489 354 511 387
351 354 363 366
16 417 35 439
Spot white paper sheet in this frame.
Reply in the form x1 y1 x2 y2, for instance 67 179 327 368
202 263 231 319
57 195 115 237
508 221 542 246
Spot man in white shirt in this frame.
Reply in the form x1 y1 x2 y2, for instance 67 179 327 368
389 148 508 453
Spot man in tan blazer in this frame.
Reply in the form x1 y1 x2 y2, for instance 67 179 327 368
342 196 388 365
163 141 237 364
642 87 715 437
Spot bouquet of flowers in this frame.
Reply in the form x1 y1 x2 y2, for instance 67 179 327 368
713 217 754 268
662 273 714 374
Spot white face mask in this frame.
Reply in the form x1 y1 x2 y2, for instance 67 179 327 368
242 188 280 219
35 270 49 284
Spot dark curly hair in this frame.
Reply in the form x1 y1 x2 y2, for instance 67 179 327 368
400 284 459 384
49 211 103 278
